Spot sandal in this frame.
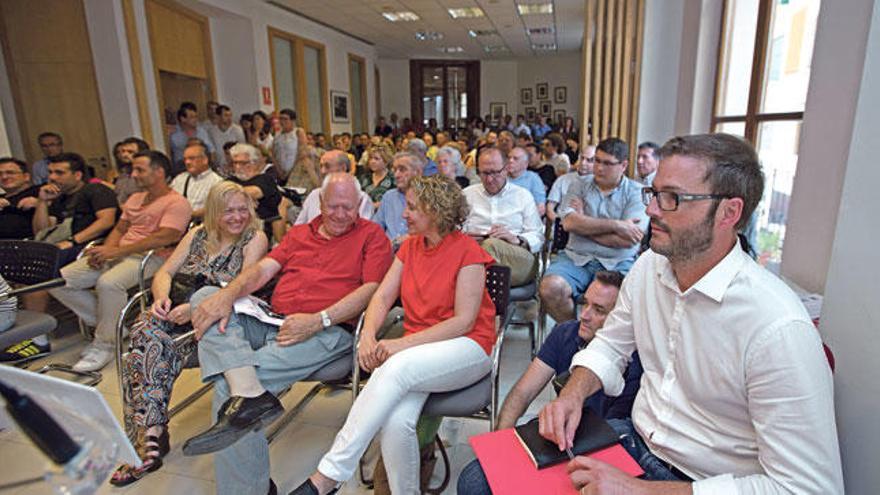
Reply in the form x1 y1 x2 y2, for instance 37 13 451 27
109 427 170 487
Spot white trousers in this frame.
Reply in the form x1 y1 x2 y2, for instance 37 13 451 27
318 336 491 494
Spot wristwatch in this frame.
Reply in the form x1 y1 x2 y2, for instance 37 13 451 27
320 310 332 329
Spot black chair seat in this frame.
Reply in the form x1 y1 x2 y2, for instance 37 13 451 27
306 352 352 382
0 310 57 349
509 280 537 301
422 373 491 417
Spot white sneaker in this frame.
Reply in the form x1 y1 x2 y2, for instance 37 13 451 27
73 343 113 372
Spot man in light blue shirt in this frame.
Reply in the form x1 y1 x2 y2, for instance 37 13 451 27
540 138 648 322
169 104 215 176
507 146 546 216
372 151 424 249
405 138 437 176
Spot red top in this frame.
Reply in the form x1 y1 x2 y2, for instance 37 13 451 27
267 216 392 316
397 231 497 355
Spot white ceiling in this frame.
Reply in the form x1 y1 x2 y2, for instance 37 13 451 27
267 0 584 59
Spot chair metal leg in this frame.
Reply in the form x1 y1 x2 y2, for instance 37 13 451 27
266 382 326 443
35 364 102 386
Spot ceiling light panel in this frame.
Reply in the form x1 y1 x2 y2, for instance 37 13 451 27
448 7 485 19
382 11 420 22
517 3 554 15
437 46 464 53
527 26 555 35
531 43 557 50
468 28 498 37
415 31 444 41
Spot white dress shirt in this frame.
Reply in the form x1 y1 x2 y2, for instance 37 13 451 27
170 169 224 212
294 188 374 225
208 124 245 166
462 182 544 253
572 246 843 494
273 130 299 175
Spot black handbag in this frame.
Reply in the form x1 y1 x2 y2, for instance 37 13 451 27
167 272 208 306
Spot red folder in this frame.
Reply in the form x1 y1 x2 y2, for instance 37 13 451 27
470 428 644 495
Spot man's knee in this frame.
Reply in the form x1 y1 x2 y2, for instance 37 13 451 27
191 285 221 308
479 237 503 257
95 270 133 294
540 274 571 302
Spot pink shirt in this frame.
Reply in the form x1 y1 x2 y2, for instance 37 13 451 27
119 191 192 247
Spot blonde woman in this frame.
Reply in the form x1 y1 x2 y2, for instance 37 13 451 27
359 144 396 207
110 182 268 486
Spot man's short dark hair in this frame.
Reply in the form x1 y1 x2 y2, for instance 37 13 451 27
593 270 624 289
638 141 661 159
38 132 62 144
133 150 172 179
0 157 28 173
179 101 197 113
184 139 211 159
659 133 764 230
597 137 629 163
48 152 87 175
477 146 503 165
280 108 296 120
120 137 149 151
545 133 566 153
177 106 195 121
215 104 230 116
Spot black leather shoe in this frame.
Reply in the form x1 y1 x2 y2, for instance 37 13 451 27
182 391 283 456
288 478 338 495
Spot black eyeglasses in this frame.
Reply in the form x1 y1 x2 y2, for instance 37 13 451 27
594 158 622 167
642 187 731 211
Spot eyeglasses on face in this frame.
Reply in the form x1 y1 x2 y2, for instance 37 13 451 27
641 187 731 212
594 158 622 167
478 168 506 178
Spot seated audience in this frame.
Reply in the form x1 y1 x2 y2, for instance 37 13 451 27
547 145 596 222
507 146 547 216
0 157 39 240
540 137 647 323
463 148 543 287
358 143 395 208
110 137 149 205
208 104 245 169
539 133 843 494
275 109 314 186
422 132 438 161
457 271 643 494
31 153 118 265
30 132 64 186
435 145 471 189
294 150 373 225
373 151 425 248
560 116 578 141
541 132 572 176
513 114 532 137
525 142 557 191
291 175 496 495
181 173 392 495
170 141 224 220
49 151 191 372
532 115 552 141
565 137 580 164
496 130 515 159
248 110 274 157
228 143 282 242
635 140 661 185
170 103 214 176
406 138 437 176
374 116 392 138
110 182 267 486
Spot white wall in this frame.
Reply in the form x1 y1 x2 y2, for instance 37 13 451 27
779 0 876 293
0 17 25 158
480 60 518 119
516 53 582 123
377 59 410 120
208 13 259 113
818 3 880 492
637 0 684 143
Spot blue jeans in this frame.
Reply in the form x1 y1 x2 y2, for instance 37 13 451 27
456 418 687 494
544 253 635 301
192 286 353 495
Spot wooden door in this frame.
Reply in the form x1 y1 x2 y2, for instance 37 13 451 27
0 0 111 177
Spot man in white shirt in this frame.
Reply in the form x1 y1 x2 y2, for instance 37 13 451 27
463 147 543 287
635 141 660 186
539 133 843 494
512 114 532 138
208 105 245 169
294 150 373 225
170 142 224 220
272 108 306 181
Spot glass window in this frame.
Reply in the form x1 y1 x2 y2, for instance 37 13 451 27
760 0 821 113
422 67 444 128
715 0 760 117
303 45 325 133
349 57 366 133
271 37 296 111
715 121 746 138
446 67 468 129
754 120 801 269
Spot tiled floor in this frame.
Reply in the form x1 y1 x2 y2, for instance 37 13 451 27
1 303 556 494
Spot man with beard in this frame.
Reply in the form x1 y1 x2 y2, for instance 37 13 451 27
540 138 647 323
539 134 843 494
50 151 191 372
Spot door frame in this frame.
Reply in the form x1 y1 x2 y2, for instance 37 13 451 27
409 60 480 130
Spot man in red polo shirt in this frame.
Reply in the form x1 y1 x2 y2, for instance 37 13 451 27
183 173 392 495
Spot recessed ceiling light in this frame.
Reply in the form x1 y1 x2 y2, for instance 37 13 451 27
517 3 553 15
531 43 557 51
448 7 485 19
527 26 555 35
468 29 498 37
382 11 420 22
437 46 464 53
415 31 444 41
483 45 509 53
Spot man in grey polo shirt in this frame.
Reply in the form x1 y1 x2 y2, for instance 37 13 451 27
539 137 647 323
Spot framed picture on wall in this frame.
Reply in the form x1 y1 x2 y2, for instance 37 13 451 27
489 102 507 124
554 86 567 104
553 109 566 125
536 82 549 100
525 107 537 122
521 88 533 105
539 100 551 116
331 91 349 123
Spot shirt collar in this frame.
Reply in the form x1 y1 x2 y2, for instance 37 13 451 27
481 181 509 198
656 242 748 302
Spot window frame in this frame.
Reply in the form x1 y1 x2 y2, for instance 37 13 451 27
267 26 330 135
347 53 368 133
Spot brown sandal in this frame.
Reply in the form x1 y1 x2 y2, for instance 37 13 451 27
109 427 170 487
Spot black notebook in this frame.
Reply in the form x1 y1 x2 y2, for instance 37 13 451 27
514 408 619 469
